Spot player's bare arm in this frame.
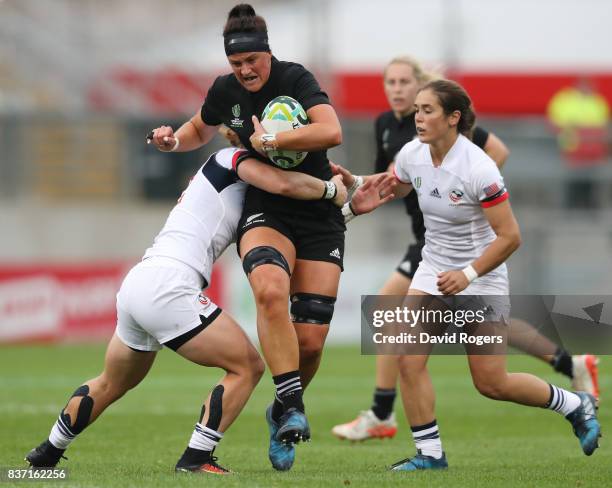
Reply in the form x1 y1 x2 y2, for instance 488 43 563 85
150 111 218 153
237 158 347 206
252 104 342 155
437 199 521 295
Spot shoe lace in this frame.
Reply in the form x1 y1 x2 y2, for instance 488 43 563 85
355 410 372 426
390 457 416 469
207 455 228 472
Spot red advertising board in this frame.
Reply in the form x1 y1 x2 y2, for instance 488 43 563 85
0 262 223 343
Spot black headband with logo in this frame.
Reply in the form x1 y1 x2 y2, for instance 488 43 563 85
224 32 270 56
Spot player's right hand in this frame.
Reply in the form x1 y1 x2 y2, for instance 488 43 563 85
149 125 178 152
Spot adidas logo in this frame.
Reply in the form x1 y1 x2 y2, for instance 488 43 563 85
430 188 441 198
329 248 341 259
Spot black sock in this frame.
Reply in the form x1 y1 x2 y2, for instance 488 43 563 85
550 348 573 379
371 387 396 420
177 446 211 466
273 370 304 414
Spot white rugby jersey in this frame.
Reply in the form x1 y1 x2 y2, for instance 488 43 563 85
394 134 509 278
143 147 247 287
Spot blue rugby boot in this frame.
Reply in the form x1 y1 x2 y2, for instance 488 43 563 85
275 407 311 444
266 404 295 471
390 450 448 471
566 392 601 455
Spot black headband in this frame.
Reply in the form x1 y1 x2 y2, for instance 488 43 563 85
224 32 270 56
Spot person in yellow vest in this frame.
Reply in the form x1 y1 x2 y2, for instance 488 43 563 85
547 78 610 207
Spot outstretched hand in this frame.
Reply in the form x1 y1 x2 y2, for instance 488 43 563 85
350 173 396 215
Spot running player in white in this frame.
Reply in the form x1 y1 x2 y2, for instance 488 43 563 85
332 56 598 444
23 146 391 474
339 79 601 471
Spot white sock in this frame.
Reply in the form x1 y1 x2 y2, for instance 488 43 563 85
546 384 581 416
48 413 75 450
188 423 223 452
411 420 443 459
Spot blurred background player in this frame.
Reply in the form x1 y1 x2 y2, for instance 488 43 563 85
332 57 600 443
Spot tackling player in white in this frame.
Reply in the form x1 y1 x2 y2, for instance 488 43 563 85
24 147 390 474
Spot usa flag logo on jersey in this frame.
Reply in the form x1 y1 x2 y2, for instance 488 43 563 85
484 183 501 197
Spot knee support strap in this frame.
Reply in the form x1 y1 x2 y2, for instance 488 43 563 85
290 293 336 325
242 246 291 276
62 385 94 435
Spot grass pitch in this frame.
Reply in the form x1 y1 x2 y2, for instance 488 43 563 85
1 344 610 487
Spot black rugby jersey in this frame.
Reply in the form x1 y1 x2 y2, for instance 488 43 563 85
201 57 335 216
374 110 489 241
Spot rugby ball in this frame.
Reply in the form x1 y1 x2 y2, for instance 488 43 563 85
261 96 309 169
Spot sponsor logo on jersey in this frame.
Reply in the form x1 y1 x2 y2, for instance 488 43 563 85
329 248 342 259
230 104 244 128
414 177 422 189
429 187 441 198
449 189 464 203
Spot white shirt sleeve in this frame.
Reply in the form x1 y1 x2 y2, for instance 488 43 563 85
470 158 509 208
393 146 412 184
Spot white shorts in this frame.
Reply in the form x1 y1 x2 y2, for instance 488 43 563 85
410 259 510 323
115 256 220 352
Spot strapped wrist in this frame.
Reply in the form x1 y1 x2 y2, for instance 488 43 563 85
462 265 478 283
322 180 337 200
348 175 364 195
342 201 357 222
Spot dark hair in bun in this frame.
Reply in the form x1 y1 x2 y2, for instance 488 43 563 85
224 4 268 37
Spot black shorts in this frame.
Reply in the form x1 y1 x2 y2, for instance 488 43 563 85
237 208 346 270
396 241 425 279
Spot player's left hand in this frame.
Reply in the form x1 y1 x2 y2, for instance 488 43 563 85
250 116 267 155
437 270 469 295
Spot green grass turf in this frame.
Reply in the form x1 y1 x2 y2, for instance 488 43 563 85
0 344 610 487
